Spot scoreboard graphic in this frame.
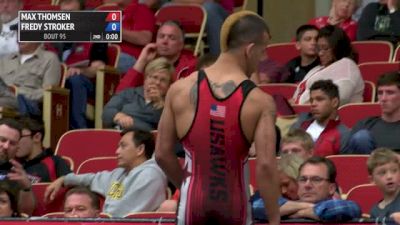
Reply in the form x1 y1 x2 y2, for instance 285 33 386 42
18 11 122 42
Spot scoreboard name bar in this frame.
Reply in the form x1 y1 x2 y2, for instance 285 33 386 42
19 11 122 43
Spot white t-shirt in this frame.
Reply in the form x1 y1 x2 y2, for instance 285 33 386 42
0 17 19 58
306 120 326 142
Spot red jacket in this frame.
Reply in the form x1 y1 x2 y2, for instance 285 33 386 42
291 113 350 156
116 49 197 93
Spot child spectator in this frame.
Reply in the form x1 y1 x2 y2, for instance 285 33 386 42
367 148 400 223
284 25 320 83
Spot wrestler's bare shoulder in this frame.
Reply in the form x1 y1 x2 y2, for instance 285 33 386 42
168 71 199 97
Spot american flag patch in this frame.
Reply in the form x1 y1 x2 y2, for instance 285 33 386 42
210 104 226 118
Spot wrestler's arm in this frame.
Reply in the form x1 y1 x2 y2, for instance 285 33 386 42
155 84 183 189
254 93 280 225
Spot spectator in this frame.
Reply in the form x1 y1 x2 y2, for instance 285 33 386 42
0 118 35 216
105 0 156 73
116 20 197 92
45 128 167 217
102 57 174 130
280 129 314 160
0 183 21 217
17 117 71 183
253 156 361 222
55 0 109 129
357 0 400 44
309 0 359 41
291 80 350 156
0 42 61 117
342 71 400 154
284 25 320 83
279 156 361 221
0 0 22 58
292 25 364 106
63 187 100 218
367 148 400 224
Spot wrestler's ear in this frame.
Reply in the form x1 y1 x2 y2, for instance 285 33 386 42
244 42 256 59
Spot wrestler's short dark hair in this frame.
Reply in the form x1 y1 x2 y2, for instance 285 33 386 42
226 14 270 50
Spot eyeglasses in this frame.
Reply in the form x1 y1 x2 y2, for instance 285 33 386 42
146 74 170 85
20 134 32 139
316 45 331 53
297 176 330 185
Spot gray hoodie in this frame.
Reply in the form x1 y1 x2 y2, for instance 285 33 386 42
64 158 167 217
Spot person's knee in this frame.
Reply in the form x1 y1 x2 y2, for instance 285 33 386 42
349 129 376 154
202 2 222 17
351 129 372 143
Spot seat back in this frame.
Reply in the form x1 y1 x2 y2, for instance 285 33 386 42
32 183 67 216
358 62 400 84
265 42 298 65
394 45 400 62
291 104 310 115
363 81 376 103
23 0 54 10
326 155 370 195
233 0 248 10
54 129 121 172
124 212 176 219
352 41 393 64
338 103 381 128
247 157 257 192
107 44 121 68
155 4 207 56
77 156 117 174
42 211 111 218
346 184 382 215
27 4 60 10
258 83 297 100
94 67 121 128
84 0 103 9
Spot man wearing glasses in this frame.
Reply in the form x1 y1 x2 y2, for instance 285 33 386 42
0 118 35 215
16 117 71 183
279 156 361 221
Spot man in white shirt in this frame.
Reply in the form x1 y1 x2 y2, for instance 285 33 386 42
0 0 23 58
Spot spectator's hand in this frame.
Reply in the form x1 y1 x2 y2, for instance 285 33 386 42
44 176 65 202
288 203 316 219
7 159 31 191
134 43 158 72
388 0 398 11
391 212 400 224
65 67 82 78
114 112 134 129
147 84 164 108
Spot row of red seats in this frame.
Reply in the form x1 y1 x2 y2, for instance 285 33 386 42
267 41 400 65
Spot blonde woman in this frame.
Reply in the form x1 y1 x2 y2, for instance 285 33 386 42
102 57 174 130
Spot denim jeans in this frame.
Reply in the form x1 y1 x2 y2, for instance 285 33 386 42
345 129 376 154
117 52 136 74
65 74 95 129
203 2 229 56
17 94 41 118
